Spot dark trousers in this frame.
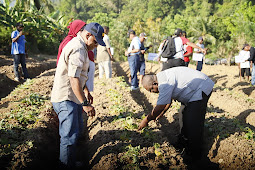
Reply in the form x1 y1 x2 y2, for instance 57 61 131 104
196 60 203 71
185 61 189 67
13 54 29 79
181 92 211 160
162 58 185 71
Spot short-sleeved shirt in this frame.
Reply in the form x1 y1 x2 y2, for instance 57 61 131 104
128 36 141 56
11 30 26 54
173 37 185 59
180 37 189 45
156 67 214 105
239 50 251 68
194 43 204 52
51 33 90 104
97 34 111 62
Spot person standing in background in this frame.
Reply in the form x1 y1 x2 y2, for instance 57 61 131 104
194 37 206 71
97 26 114 79
138 33 152 86
57 20 86 66
86 50 96 92
181 31 193 67
11 22 30 82
125 29 141 91
246 44 255 86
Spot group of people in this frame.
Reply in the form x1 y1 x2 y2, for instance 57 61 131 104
157 28 207 71
10 21 254 169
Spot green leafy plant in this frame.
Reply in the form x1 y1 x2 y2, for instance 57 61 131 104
121 144 141 169
244 127 255 141
122 116 138 130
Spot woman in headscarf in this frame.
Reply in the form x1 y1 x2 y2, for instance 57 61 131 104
56 20 86 65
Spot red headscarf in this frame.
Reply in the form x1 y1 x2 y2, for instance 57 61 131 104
88 51 95 62
56 20 86 65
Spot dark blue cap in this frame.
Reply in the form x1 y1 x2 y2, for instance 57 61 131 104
85 22 106 46
198 36 203 41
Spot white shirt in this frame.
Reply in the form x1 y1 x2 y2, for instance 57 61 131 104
128 36 141 56
173 37 184 59
239 50 251 68
156 67 214 105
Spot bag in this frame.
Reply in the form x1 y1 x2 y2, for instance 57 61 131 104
161 36 176 59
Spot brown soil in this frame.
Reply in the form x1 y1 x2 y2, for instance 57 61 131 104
0 56 255 169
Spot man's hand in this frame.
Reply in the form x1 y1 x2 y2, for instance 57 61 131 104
141 50 146 54
201 48 207 55
83 105 95 117
85 92 93 104
125 51 129 56
138 117 149 130
111 57 115 62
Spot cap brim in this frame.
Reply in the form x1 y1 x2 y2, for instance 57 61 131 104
96 37 106 46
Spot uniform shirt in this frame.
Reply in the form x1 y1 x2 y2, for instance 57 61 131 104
156 67 214 105
239 50 251 68
128 36 141 56
51 33 90 104
97 34 111 62
11 30 26 54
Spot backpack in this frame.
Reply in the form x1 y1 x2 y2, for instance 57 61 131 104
161 36 176 59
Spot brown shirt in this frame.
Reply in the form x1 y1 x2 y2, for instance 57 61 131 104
51 33 89 104
97 34 111 62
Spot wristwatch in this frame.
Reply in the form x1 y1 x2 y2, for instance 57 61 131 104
81 99 89 106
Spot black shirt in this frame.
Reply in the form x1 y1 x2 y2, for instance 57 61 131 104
248 47 255 63
139 42 150 61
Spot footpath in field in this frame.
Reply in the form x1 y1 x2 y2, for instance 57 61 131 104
0 57 255 169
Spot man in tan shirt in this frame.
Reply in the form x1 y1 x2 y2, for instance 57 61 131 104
51 22 105 168
96 26 114 78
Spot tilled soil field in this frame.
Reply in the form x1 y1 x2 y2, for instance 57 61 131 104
0 55 255 169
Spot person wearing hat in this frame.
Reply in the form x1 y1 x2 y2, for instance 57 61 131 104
97 26 114 79
162 28 206 71
138 33 152 86
51 22 105 168
125 29 141 90
11 22 30 82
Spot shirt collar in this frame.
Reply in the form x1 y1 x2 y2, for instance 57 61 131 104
77 32 87 50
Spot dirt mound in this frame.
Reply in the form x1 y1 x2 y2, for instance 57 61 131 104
0 55 57 99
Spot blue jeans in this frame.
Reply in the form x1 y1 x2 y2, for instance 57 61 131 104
13 54 29 79
128 54 139 88
252 63 255 85
196 60 203 71
52 100 83 167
